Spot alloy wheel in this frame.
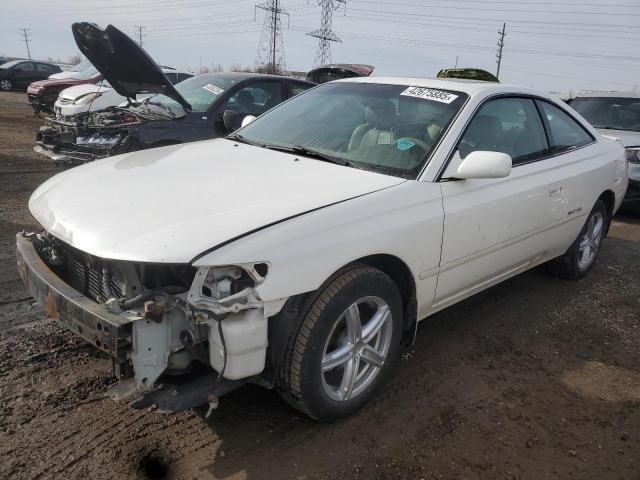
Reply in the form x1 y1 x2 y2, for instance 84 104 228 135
0 79 12 91
321 296 393 402
577 211 604 270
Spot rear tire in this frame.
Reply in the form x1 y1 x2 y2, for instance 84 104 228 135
0 78 12 91
279 265 403 421
548 199 608 280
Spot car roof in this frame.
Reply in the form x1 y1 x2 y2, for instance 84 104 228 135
336 76 540 97
575 91 640 99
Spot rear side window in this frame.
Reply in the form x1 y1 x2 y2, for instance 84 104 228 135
290 81 313 97
536 101 593 153
459 97 549 165
37 64 51 72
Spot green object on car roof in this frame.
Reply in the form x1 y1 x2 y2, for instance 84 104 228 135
437 68 499 82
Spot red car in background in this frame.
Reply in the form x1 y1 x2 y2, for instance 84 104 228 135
27 65 101 114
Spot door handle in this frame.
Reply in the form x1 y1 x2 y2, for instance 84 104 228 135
549 184 562 197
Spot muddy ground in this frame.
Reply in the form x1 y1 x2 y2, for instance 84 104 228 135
0 90 638 480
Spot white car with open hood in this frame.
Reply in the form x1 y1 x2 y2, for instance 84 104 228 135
17 76 627 421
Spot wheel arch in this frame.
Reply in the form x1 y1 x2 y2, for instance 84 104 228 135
352 254 418 346
264 253 418 388
597 189 615 235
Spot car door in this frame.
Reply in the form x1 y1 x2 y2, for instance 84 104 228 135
13 62 36 87
36 63 54 80
434 95 567 309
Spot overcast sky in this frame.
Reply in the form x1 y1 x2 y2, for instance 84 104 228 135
1 0 638 95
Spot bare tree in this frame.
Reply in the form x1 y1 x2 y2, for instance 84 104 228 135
254 63 285 75
67 54 82 65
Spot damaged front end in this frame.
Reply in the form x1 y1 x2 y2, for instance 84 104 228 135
34 109 140 169
16 231 275 411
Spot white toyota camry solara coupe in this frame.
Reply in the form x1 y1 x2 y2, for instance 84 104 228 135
17 77 628 421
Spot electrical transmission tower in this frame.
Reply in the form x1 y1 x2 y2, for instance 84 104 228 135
255 0 289 74
307 0 346 68
134 25 145 48
20 28 32 60
496 22 506 79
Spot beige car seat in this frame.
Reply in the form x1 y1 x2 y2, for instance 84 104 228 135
348 100 397 150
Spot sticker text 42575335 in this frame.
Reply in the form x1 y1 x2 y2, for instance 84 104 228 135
400 86 458 104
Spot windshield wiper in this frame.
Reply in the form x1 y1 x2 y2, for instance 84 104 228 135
227 133 266 147
263 144 350 166
227 137 351 166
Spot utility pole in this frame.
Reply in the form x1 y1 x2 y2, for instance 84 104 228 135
307 0 346 67
455 55 459 68
20 28 32 60
134 25 145 48
272 0 278 70
496 22 506 79
255 0 289 74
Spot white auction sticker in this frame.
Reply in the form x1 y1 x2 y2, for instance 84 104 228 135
400 86 458 104
202 83 224 95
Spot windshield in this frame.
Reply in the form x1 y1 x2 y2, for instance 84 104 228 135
571 96 640 132
142 74 239 113
69 59 91 72
0 60 26 69
237 82 468 179
72 66 100 80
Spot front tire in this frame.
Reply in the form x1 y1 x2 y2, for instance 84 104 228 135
548 199 609 280
0 78 13 91
279 265 403 421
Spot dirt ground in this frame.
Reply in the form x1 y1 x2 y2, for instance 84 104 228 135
0 90 639 480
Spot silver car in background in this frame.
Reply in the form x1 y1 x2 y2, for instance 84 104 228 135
571 92 640 210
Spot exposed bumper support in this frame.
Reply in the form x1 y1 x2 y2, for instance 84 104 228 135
16 233 137 361
33 145 99 167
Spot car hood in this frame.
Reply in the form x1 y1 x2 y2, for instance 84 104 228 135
306 64 375 84
72 22 191 112
49 71 81 80
59 83 111 101
29 139 404 263
27 77 98 93
597 128 640 147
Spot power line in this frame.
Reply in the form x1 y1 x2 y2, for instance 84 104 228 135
496 22 506 79
307 0 346 67
344 7 640 30
348 0 640 17
19 28 32 60
255 0 289 73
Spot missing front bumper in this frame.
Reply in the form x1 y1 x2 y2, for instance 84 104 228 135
16 232 136 361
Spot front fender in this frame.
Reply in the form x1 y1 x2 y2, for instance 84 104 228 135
192 181 445 318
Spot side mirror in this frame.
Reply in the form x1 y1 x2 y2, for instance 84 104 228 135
457 150 512 179
241 115 257 128
14 67 22 73
222 109 241 132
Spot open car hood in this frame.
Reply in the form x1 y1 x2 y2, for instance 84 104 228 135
71 22 191 111
306 64 374 84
